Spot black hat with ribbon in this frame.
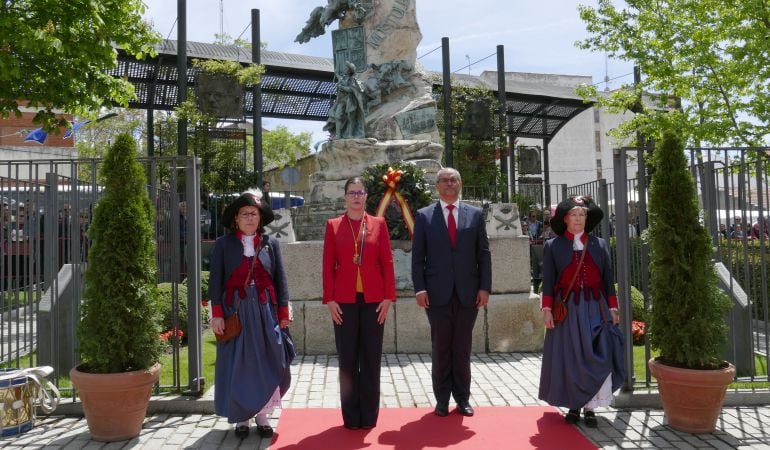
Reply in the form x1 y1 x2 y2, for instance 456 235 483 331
550 195 604 236
221 190 274 232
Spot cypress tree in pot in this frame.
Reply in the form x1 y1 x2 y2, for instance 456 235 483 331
70 133 162 441
647 129 734 433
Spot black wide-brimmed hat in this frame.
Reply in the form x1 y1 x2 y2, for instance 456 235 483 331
550 195 604 236
221 190 274 232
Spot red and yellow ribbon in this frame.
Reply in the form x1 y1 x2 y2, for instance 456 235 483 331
375 167 415 237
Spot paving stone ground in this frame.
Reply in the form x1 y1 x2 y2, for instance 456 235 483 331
3 354 769 449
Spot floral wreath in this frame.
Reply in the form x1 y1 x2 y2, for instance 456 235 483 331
363 162 433 240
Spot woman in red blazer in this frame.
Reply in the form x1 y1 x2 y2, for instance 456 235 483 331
322 176 396 430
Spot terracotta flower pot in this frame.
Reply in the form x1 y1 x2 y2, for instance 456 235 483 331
70 363 161 442
648 358 735 433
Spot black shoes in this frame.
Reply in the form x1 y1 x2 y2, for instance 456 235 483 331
234 425 249 439
235 423 273 439
457 402 474 417
434 401 449 417
565 409 580 424
435 401 474 417
584 410 598 428
256 424 274 438
564 409 598 427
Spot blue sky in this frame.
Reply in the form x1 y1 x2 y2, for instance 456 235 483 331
142 0 634 143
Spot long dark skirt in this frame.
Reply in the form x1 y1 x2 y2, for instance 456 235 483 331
539 291 625 409
215 285 291 423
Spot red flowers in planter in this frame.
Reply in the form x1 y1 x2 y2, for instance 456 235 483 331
631 320 646 345
160 328 185 342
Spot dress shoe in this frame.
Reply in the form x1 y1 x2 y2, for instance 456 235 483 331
234 425 249 439
256 424 274 438
344 424 360 430
434 402 449 417
457 402 474 417
583 410 598 428
565 409 580 424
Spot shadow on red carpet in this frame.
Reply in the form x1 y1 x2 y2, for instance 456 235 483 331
272 406 597 449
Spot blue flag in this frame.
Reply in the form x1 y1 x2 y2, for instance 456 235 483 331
63 120 91 139
23 128 47 145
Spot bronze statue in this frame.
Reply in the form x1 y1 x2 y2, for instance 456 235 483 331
324 62 367 139
295 0 371 44
363 60 413 108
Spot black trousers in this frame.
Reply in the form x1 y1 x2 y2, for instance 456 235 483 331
334 293 384 427
425 292 478 405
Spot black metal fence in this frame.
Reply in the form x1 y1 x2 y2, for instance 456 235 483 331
0 156 204 396
613 147 770 389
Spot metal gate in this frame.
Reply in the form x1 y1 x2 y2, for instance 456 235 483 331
0 156 205 395
613 146 770 389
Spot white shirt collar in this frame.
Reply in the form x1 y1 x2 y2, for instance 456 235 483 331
241 233 257 257
439 199 459 209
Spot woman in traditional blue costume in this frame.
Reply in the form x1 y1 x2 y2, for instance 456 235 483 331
209 190 293 439
539 196 625 428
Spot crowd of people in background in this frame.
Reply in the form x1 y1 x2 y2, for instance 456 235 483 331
520 206 557 242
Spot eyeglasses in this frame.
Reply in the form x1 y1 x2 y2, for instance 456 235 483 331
346 191 367 197
238 212 260 219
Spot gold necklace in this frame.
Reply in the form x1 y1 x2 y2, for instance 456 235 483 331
347 214 365 265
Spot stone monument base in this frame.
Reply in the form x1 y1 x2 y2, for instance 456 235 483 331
310 138 443 203
279 236 539 354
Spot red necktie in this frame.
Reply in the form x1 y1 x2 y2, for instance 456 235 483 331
447 204 457 247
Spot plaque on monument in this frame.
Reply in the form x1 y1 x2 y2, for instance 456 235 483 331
518 146 542 175
395 107 437 138
196 72 245 119
332 26 366 77
461 99 492 140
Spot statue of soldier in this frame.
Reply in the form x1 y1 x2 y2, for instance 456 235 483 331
295 0 370 43
324 62 367 139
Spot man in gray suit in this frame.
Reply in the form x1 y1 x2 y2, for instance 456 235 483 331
411 167 492 417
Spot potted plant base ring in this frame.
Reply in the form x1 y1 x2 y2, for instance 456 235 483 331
70 363 161 442
649 358 735 433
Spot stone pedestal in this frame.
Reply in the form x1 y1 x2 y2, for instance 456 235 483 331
310 138 443 202
280 236 542 354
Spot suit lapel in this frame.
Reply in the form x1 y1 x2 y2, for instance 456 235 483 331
431 202 452 246
456 202 468 245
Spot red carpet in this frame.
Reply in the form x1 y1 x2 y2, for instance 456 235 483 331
271 406 597 449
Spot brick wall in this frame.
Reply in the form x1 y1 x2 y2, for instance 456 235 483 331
0 112 75 148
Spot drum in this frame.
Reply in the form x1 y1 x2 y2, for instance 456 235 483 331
0 370 34 437
0 366 59 437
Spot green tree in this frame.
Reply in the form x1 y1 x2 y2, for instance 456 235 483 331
77 134 162 373
433 80 504 200
647 129 730 369
262 125 312 170
151 113 310 194
0 1 159 131
577 0 770 146
75 109 146 158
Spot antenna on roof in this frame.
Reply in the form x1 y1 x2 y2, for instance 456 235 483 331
219 0 224 39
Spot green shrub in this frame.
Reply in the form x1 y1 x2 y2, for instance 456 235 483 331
77 134 162 373
158 270 211 340
647 130 730 369
616 283 647 323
